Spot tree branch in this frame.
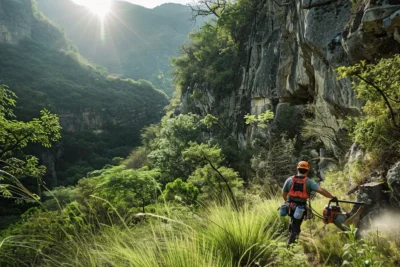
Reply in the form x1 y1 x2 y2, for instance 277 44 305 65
355 74 399 128
1 131 32 159
204 157 238 211
204 2 220 18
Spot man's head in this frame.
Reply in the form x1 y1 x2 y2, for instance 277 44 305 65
297 161 309 175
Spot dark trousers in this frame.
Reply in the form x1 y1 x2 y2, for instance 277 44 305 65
287 201 307 247
287 216 304 247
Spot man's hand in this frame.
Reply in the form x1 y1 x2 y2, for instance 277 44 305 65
331 196 338 202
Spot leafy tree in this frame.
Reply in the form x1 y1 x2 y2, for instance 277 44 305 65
81 166 161 213
337 56 400 159
0 85 61 199
171 23 239 98
183 142 243 208
162 178 199 205
148 114 204 185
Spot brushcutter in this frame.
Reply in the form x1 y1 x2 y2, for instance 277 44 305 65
320 199 365 231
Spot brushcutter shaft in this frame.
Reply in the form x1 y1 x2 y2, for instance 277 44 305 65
337 200 365 205
328 199 365 206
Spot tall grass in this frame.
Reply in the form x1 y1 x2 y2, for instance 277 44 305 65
203 199 286 266
0 197 289 266
60 199 287 267
3 191 400 267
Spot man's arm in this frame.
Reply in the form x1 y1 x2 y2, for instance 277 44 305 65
282 178 290 201
316 187 334 199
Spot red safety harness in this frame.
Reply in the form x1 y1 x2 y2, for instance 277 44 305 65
288 176 309 199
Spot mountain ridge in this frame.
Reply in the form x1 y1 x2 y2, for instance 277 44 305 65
37 0 207 95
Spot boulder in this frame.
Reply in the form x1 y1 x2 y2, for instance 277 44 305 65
355 182 391 230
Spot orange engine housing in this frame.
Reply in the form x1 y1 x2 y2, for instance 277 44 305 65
323 205 342 224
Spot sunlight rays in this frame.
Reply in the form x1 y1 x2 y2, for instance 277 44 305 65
76 0 111 19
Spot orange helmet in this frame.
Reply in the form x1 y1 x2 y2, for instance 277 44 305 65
297 161 310 171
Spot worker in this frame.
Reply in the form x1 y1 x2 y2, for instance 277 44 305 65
282 161 337 247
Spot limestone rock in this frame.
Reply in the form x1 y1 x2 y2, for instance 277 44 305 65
348 143 364 163
355 181 392 230
356 182 390 206
343 1 400 63
302 0 337 9
304 1 351 51
387 162 400 207
318 148 338 180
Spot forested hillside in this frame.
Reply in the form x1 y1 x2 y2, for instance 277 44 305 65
36 0 208 95
0 0 167 228
1 0 400 266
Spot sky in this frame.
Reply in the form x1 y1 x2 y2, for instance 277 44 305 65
126 0 189 8
73 0 190 9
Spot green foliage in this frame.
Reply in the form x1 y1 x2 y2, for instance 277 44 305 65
162 178 199 205
0 201 92 266
337 56 400 160
0 197 286 267
123 146 150 169
0 24 167 187
0 84 61 200
172 23 239 96
342 226 387 267
321 171 351 199
148 114 204 185
244 110 274 129
184 142 244 204
274 243 309 266
201 114 219 129
201 199 286 266
42 186 78 210
78 166 161 214
217 0 259 42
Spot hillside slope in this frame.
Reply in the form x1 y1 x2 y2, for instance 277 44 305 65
36 0 207 95
0 0 168 187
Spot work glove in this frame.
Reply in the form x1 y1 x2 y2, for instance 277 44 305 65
331 196 338 202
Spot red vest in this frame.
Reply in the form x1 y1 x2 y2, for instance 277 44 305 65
288 176 309 199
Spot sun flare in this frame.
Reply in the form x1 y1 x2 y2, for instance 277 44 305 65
79 0 111 18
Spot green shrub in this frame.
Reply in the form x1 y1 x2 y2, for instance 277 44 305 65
202 199 286 266
162 178 199 206
337 56 400 165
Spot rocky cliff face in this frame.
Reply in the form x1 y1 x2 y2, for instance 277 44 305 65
0 0 32 44
182 0 400 160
